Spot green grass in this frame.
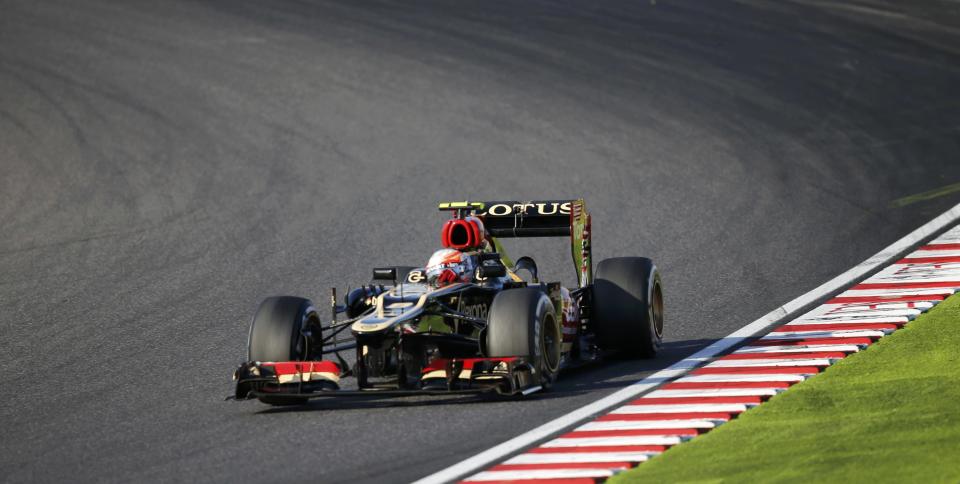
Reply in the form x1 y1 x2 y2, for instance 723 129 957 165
610 295 960 484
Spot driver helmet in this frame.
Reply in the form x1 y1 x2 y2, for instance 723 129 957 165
425 248 476 286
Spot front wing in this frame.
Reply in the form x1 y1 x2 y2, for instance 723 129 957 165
233 356 543 403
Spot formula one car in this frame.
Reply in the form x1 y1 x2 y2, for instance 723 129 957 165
233 199 663 405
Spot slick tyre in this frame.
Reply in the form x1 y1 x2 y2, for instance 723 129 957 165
247 296 320 405
485 287 562 389
248 296 321 362
593 257 663 358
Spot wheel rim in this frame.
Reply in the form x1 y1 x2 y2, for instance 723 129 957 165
295 310 319 360
652 281 664 338
542 314 561 372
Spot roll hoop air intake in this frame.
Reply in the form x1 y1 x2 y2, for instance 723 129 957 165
441 217 486 250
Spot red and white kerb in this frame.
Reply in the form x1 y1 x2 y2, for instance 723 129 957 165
459 225 960 483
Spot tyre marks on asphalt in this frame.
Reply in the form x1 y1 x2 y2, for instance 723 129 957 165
457 224 960 483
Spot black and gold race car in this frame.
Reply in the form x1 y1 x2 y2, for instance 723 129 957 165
233 199 664 405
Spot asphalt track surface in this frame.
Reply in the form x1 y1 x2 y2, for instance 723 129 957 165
2 1 960 482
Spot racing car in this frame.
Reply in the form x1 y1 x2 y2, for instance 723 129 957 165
233 199 664 405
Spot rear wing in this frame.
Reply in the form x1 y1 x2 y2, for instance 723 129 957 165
438 200 593 287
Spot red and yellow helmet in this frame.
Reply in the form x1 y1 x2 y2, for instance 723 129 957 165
425 248 476 286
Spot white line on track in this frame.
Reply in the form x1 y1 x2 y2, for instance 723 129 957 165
839 288 955 297
541 436 686 447
463 469 620 481
412 202 960 484
645 388 782 398
705 358 833 367
503 452 651 464
504 452 650 464
784 317 908 325
758 329 887 339
732 344 861 354
676 374 807 383
576 419 718 431
609 403 753 414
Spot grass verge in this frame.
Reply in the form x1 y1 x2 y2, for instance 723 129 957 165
610 295 960 483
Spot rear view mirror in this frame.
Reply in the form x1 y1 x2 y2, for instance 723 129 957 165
477 260 506 279
372 267 397 282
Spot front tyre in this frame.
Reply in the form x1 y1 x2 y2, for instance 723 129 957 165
485 287 562 389
247 296 321 405
248 296 321 362
592 257 663 358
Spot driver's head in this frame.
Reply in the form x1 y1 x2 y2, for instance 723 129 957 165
425 248 475 286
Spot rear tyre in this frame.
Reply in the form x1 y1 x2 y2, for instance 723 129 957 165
485 287 562 389
247 296 321 405
592 257 663 358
